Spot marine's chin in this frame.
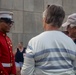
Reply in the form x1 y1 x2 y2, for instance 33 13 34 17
6 30 10 33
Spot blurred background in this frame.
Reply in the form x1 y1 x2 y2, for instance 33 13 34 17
0 0 76 49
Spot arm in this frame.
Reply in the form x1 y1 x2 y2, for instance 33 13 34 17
21 46 35 75
73 59 76 75
10 52 16 75
13 48 17 56
0 62 9 75
0 48 8 75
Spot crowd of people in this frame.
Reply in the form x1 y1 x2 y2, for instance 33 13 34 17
0 4 76 75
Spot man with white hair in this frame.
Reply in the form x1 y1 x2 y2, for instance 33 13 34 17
0 11 16 75
62 13 76 43
21 5 76 75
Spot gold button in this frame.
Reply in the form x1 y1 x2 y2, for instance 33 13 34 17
1 71 3 73
10 44 12 46
3 34 5 36
10 63 12 67
10 51 11 53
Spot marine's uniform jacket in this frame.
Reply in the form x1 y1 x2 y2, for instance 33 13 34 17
0 32 16 75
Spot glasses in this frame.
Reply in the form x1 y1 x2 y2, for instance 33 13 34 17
0 18 14 25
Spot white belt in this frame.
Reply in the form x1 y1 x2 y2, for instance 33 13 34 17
2 63 12 67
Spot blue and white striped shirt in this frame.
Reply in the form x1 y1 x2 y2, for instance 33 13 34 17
21 31 76 75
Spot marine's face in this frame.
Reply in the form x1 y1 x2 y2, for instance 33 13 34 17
0 19 13 33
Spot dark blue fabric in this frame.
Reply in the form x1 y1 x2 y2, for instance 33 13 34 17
15 47 26 63
74 39 76 44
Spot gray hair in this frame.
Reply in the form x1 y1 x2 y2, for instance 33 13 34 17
43 5 65 27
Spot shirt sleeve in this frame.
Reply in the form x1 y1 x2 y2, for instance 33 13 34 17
21 43 35 75
73 59 76 75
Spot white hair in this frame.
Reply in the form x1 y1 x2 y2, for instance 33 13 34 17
43 9 47 18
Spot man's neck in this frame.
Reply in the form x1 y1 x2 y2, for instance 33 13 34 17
44 24 59 31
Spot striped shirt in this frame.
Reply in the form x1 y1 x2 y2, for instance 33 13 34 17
21 31 76 75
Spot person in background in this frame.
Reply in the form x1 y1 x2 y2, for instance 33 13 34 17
14 42 26 75
0 11 16 75
21 5 76 75
62 13 76 75
62 13 76 44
